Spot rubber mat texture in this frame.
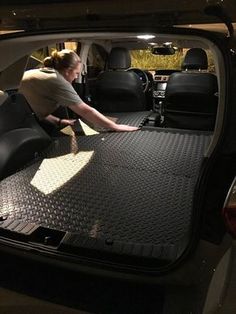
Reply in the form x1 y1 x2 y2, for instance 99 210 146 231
0 129 210 249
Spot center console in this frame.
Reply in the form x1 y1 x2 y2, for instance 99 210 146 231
142 74 169 128
152 74 169 113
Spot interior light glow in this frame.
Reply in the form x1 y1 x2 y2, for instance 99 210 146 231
30 150 94 195
137 35 155 40
149 42 158 46
164 42 172 46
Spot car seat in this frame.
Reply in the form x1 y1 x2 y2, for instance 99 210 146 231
95 47 146 113
0 92 51 179
163 48 218 130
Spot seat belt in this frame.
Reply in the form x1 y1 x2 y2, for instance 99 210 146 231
82 73 92 104
81 63 92 104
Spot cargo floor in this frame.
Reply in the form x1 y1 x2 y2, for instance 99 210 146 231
0 127 211 262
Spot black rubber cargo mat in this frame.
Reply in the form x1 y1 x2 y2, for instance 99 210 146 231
0 129 211 261
72 111 149 135
104 111 150 127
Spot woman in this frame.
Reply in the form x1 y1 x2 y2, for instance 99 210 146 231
19 49 139 133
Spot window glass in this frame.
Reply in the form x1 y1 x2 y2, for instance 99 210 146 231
87 44 108 79
206 50 215 73
28 44 59 70
64 42 78 52
31 48 49 62
130 48 215 72
130 48 184 71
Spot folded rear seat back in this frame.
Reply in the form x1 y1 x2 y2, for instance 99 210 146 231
0 92 51 179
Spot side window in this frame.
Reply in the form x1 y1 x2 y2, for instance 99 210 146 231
28 44 58 70
27 47 49 70
206 50 215 73
87 44 108 80
28 42 80 71
64 41 81 53
31 45 57 62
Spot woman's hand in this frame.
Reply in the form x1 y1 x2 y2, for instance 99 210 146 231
60 118 77 126
111 124 140 132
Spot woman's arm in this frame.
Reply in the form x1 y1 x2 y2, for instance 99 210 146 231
69 102 139 132
44 114 76 127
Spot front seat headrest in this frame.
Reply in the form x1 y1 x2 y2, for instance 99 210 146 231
108 47 131 70
182 48 208 70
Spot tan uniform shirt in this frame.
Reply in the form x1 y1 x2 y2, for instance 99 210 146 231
19 68 82 119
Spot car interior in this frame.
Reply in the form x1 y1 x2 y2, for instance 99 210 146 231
0 30 224 270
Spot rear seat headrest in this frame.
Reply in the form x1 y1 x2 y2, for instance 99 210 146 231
108 47 131 70
182 48 208 70
0 91 8 106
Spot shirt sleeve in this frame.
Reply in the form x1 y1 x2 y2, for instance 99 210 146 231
52 75 83 107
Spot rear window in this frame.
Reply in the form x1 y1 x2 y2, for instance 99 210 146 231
130 48 215 72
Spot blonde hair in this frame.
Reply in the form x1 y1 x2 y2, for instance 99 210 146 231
43 49 81 70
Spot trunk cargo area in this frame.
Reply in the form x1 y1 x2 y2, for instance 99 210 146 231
0 113 211 265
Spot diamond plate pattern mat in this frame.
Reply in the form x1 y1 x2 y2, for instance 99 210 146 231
0 129 211 249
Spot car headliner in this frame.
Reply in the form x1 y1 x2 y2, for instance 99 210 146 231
0 0 236 33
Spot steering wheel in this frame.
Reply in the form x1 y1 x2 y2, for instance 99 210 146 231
127 68 149 93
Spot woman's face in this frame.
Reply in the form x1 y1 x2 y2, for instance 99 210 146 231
63 62 81 83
